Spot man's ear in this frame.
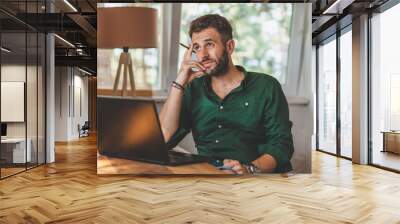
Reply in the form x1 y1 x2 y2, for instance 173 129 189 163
225 39 235 54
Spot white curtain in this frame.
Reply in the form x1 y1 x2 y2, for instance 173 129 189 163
283 3 312 99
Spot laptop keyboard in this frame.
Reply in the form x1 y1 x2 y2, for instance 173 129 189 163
167 151 205 164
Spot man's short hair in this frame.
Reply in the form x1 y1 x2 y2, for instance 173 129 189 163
189 14 233 44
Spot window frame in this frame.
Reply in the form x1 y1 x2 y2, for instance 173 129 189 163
315 0 400 172
315 24 353 161
368 0 400 173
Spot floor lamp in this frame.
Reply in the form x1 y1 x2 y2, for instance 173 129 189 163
97 7 158 96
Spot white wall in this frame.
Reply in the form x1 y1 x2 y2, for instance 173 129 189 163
55 67 69 141
1 64 46 164
1 66 26 129
71 73 89 138
55 67 89 141
1 65 37 138
1 66 27 148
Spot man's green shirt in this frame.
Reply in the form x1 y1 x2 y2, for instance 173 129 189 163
167 66 294 172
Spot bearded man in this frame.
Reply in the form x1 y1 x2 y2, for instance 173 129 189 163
159 14 294 174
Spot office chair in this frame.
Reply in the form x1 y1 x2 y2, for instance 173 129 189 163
78 121 90 138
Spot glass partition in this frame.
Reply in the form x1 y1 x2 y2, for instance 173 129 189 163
370 3 400 171
339 29 352 158
1 31 28 178
317 36 337 155
0 1 46 179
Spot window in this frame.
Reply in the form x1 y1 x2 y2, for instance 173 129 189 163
390 75 400 130
97 3 162 92
317 36 337 154
370 3 400 171
178 3 293 84
339 29 352 158
97 48 160 91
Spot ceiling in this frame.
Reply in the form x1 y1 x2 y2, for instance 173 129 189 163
311 0 390 44
0 0 97 74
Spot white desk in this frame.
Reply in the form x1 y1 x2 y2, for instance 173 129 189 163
1 138 31 163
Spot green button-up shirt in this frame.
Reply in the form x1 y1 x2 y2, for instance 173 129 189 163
167 66 294 172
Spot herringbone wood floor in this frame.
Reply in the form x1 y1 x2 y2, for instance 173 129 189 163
1 135 400 224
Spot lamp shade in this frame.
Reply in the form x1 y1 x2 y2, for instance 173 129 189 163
97 7 158 49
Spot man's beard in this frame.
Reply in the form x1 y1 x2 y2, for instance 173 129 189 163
206 49 229 77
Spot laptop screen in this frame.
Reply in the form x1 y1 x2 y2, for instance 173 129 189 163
97 96 169 161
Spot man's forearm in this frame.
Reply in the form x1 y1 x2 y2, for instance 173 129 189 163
159 86 184 142
251 154 277 173
160 43 204 142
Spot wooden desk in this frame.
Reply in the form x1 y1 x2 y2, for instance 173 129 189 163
1 138 32 163
382 131 400 154
97 152 227 175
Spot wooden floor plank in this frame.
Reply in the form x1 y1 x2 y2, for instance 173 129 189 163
0 135 400 223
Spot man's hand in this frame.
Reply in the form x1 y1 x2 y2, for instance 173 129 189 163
222 154 277 174
175 44 206 86
252 154 277 173
222 159 248 174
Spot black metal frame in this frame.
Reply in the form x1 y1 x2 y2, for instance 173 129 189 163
315 44 319 151
336 27 341 158
0 20 2 179
0 0 47 180
36 2 39 168
25 5 28 170
367 10 373 166
315 22 353 162
44 0 47 165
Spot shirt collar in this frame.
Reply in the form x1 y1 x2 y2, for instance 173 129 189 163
203 65 250 91
236 65 249 88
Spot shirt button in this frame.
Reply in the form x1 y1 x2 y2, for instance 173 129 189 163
245 102 249 106
215 140 219 143
218 124 222 129
219 105 224 110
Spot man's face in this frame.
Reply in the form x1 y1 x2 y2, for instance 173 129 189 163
191 28 230 77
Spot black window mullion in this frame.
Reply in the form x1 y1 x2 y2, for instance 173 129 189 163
36 0 39 168
367 11 373 165
25 0 28 171
44 32 47 164
336 30 341 157
0 24 2 179
316 44 319 151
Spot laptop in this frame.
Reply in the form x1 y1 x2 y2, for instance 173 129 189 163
97 96 208 166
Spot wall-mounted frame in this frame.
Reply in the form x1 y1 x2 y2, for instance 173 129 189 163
1 81 25 122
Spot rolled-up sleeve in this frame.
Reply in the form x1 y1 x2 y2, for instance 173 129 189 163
256 79 294 173
165 85 192 149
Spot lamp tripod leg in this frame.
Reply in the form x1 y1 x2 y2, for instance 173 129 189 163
122 61 128 96
112 58 123 96
128 60 135 96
